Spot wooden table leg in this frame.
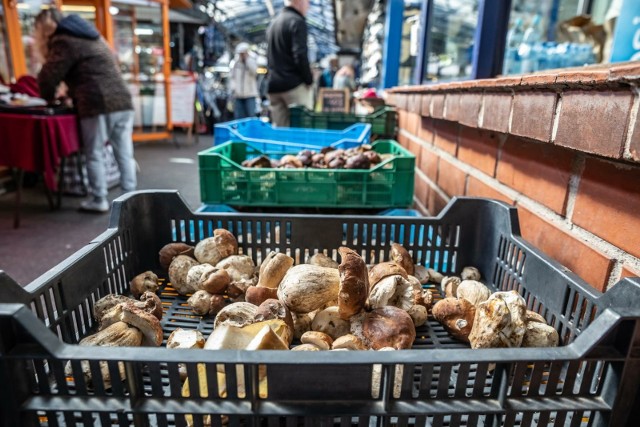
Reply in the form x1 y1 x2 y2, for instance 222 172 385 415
13 169 24 229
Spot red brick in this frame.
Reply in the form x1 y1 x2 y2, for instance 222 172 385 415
491 76 522 87
395 94 408 110
511 91 557 142
404 112 421 136
466 176 514 205
496 137 574 215
444 93 461 121
432 94 446 119
414 173 428 206
397 132 409 149
482 93 512 133
407 135 422 166
555 90 633 158
609 62 640 81
458 127 499 176
572 157 640 259
556 69 610 85
419 145 439 182
414 173 429 206
520 72 558 86
436 158 467 197
419 116 435 144
434 120 458 156
397 109 408 131
517 206 613 292
458 94 482 128
408 94 421 114
427 184 449 215
421 94 432 117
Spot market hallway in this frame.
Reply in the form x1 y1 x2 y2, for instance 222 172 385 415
0 134 205 286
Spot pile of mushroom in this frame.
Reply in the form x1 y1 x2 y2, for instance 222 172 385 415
241 144 392 170
430 267 559 349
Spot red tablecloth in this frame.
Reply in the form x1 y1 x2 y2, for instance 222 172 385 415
0 112 80 190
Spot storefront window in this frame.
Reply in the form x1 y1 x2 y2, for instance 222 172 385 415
397 2 421 86
0 5 13 84
113 2 166 132
502 0 598 75
423 0 480 83
17 0 56 76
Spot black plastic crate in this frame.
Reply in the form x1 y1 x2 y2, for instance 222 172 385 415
0 190 639 427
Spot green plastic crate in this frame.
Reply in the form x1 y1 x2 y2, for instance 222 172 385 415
199 140 415 208
289 105 398 138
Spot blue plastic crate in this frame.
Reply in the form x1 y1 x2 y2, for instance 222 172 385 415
213 118 371 153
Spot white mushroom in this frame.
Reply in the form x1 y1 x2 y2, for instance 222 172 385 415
311 306 350 340
167 328 205 349
277 265 340 313
194 229 238 265
300 331 333 350
213 302 258 329
367 275 414 311
332 334 367 350
461 266 481 281
456 280 491 306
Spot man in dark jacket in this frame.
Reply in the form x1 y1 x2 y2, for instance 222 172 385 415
266 0 313 126
36 9 136 213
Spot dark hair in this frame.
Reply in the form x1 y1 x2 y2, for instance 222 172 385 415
35 8 64 26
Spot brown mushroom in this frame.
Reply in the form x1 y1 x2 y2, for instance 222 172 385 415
432 297 476 343
213 302 257 329
93 294 131 322
389 243 414 276
332 334 367 350
456 280 491 307
291 343 321 351
277 264 340 313
199 266 231 294
279 154 303 168
308 252 339 269
258 251 294 289
363 306 416 350
311 306 350 340
337 247 369 320
120 302 164 346
194 229 238 265
130 271 159 299
139 291 163 320
441 276 461 298
368 262 408 289
159 243 195 270
168 255 200 295
242 155 272 168
461 266 481 281
468 291 527 349
187 290 226 316
253 299 294 343
345 153 370 169
300 331 333 350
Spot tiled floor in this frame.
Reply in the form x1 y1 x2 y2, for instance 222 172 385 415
0 133 206 286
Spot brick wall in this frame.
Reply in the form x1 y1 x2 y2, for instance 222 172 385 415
389 62 640 292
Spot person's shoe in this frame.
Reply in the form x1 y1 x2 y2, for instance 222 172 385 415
79 198 109 213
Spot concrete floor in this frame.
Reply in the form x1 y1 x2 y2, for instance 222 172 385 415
0 133 206 286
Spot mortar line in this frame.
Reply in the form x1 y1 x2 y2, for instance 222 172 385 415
564 153 585 222
623 85 640 159
607 261 624 291
551 93 562 142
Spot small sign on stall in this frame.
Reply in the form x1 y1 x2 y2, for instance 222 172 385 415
319 88 350 113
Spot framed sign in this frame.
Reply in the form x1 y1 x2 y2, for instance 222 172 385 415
319 88 350 113
170 73 197 126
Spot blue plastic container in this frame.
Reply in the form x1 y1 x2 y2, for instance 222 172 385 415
213 118 371 153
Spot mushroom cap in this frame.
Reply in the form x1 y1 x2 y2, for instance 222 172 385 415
199 267 231 294
431 297 476 343
194 229 238 265
130 271 159 299
308 253 339 269
79 321 143 347
214 302 258 329
186 264 215 293
167 328 205 349
332 334 367 350
257 251 294 289
139 291 163 320
93 294 131 322
277 264 340 314
253 299 294 343
461 266 481 281
456 280 491 307
337 247 369 320
187 290 216 316
159 243 194 270
291 343 321 351
468 291 527 349
311 306 351 340
363 306 416 350
368 262 408 289
390 243 414 276
426 268 444 284
525 310 547 325
522 322 559 347
441 276 461 298
120 302 164 346
367 275 414 311
168 255 200 295
300 331 333 350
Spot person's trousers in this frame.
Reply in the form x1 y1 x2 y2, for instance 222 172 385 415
233 97 257 119
268 84 313 127
80 110 137 199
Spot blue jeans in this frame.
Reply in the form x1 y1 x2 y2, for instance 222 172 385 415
234 97 257 119
80 110 137 199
